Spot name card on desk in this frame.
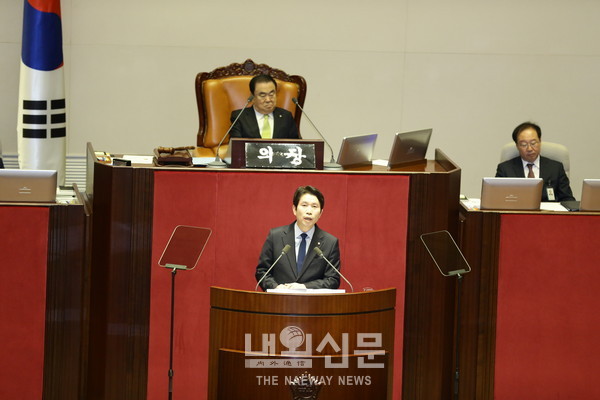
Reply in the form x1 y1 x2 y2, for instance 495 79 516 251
228 138 325 169
245 142 316 169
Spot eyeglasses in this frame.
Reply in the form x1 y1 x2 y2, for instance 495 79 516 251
518 141 540 149
256 91 276 100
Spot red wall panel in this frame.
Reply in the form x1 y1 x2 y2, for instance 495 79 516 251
0 206 49 400
495 214 600 399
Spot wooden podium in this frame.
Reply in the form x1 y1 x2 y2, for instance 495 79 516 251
208 287 396 399
458 207 600 399
0 199 89 400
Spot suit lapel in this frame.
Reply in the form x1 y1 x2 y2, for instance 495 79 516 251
242 109 261 138
511 157 525 177
280 223 298 277
272 108 284 138
539 157 551 181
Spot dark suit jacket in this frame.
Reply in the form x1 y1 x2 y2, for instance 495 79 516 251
255 223 341 290
495 156 575 202
229 107 299 139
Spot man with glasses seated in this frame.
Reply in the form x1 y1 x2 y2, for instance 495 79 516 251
229 74 300 139
496 121 574 201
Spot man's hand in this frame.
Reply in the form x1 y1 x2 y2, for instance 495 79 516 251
275 283 307 289
287 282 307 289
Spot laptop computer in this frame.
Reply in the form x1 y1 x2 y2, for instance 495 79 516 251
560 179 600 211
480 177 543 210
336 134 377 168
387 128 432 168
580 179 600 211
0 169 57 203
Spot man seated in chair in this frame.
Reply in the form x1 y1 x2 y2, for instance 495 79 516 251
495 121 575 202
229 74 300 139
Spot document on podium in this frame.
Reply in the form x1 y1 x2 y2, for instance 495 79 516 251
266 288 345 294
460 198 568 212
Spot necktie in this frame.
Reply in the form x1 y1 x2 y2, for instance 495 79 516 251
527 163 535 178
297 233 308 274
261 114 271 139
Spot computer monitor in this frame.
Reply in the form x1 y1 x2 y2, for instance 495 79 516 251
387 128 432 168
336 134 377 168
0 169 57 203
480 177 543 210
580 179 600 212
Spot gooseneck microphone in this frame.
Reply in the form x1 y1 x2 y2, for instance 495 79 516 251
292 98 342 170
255 244 292 291
313 247 354 292
207 95 254 169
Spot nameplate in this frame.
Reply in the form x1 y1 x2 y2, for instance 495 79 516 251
228 138 324 169
245 142 316 169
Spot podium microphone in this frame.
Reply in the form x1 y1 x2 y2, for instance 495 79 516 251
207 95 254 169
292 98 342 170
255 244 292 291
314 247 354 292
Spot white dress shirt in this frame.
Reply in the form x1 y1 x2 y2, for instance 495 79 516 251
294 224 315 261
521 156 540 178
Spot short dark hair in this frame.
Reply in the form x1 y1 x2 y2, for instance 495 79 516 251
512 122 542 143
293 186 325 209
249 74 277 94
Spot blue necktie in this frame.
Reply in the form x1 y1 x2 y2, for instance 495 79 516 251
297 233 308 274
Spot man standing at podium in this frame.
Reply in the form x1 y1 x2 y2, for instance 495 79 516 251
255 185 341 290
229 74 300 139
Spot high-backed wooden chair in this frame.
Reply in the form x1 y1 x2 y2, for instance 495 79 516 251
195 59 307 158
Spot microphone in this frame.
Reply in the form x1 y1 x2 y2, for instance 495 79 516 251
207 95 254 168
255 244 292 291
292 98 342 170
313 247 353 292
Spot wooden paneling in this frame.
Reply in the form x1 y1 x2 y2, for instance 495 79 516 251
401 151 461 399
0 201 89 400
87 163 154 400
43 204 90 399
457 210 501 399
208 288 396 399
86 149 461 400
458 209 600 399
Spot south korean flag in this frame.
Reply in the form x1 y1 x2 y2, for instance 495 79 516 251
17 0 66 185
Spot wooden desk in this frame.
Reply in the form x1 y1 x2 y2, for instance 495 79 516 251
209 287 395 399
86 144 461 400
458 206 600 399
0 197 89 400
